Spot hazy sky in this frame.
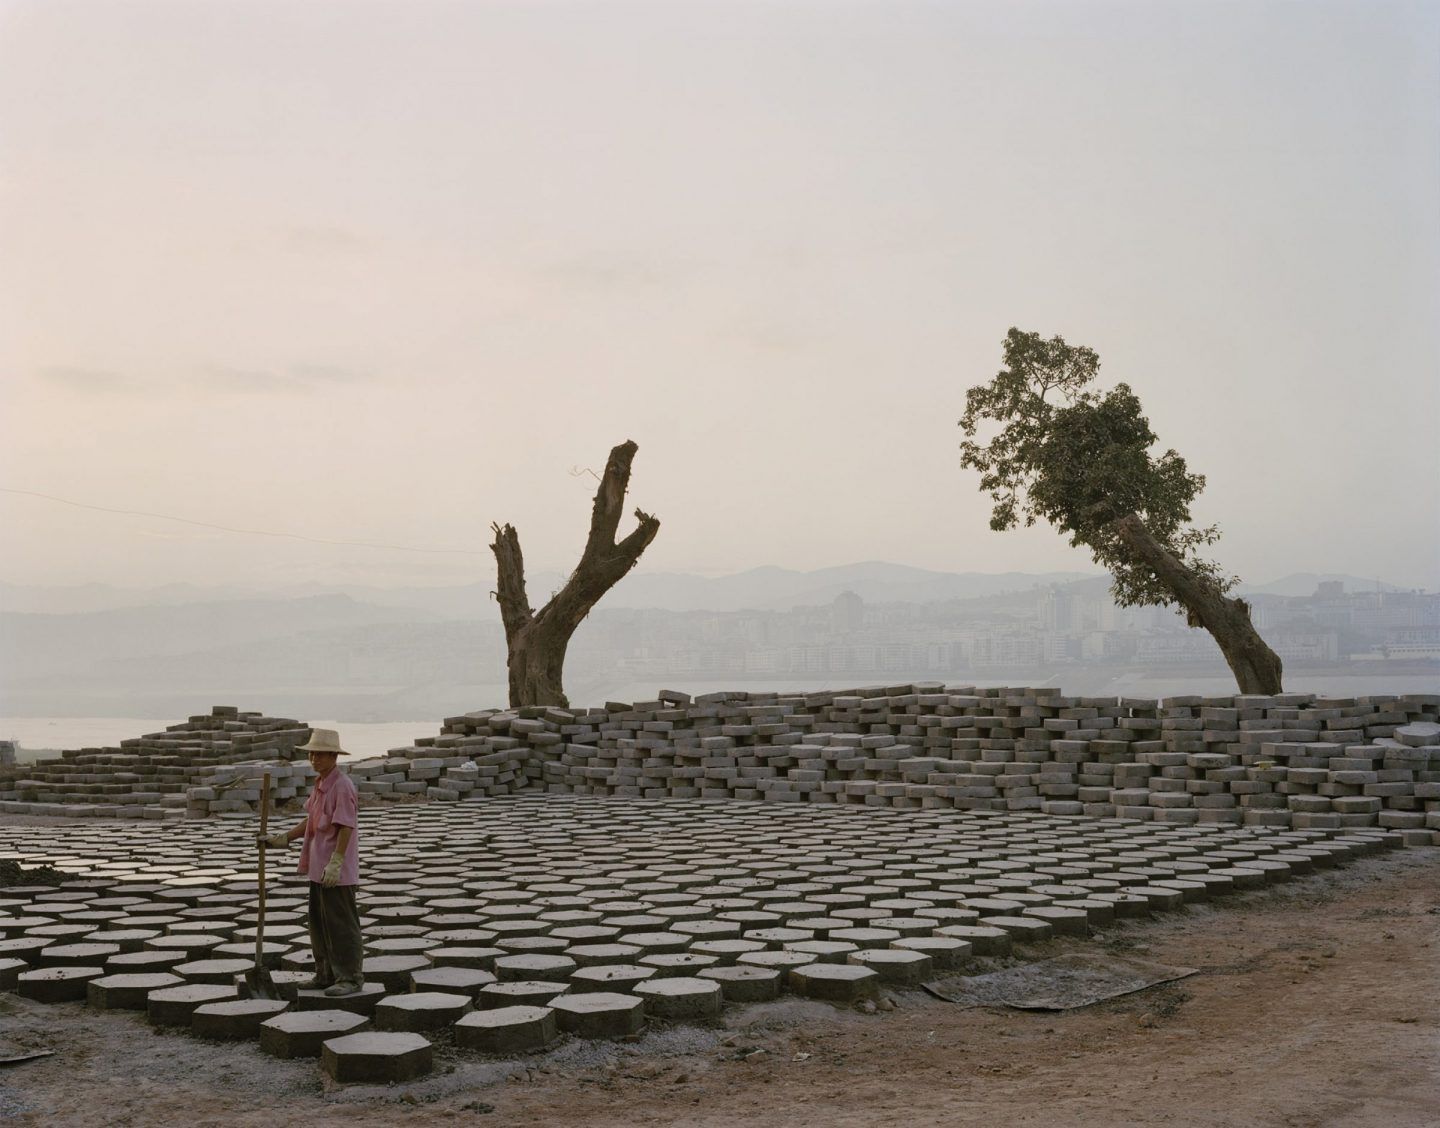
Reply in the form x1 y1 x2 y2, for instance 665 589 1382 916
2 0 1436 592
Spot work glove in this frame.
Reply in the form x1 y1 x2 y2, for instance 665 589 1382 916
322 851 344 887
256 830 290 849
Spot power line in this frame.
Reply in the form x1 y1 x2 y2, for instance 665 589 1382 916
0 487 486 556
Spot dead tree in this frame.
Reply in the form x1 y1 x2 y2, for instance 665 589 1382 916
490 440 660 707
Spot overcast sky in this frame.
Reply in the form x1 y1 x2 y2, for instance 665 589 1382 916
1 0 1436 592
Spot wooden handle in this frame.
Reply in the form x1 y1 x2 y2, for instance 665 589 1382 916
256 772 271 971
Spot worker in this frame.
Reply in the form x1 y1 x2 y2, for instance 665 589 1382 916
257 727 364 997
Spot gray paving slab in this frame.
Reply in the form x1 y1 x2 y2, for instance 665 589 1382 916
0 787 1420 1065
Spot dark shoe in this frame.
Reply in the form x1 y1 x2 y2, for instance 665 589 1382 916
301 976 334 991
324 980 363 997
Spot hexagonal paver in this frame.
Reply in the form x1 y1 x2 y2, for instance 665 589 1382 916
192 998 290 1039
374 991 472 1032
982 916 1054 942
638 952 718 973
0 937 53 965
362 954 431 993
565 943 644 968
493 954 577 983
143 934 228 957
789 962 879 1003
424 946 505 970
737 950 815 972
260 1009 371 1058
454 1004 557 1053
35 942 121 968
698 965 781 1003
17 965 106 1003
0 958 27 991
934 925 1012 957
104 950 187 974
409 965 497 998
568 964 657 993
172 958 252 985
846 949 932 985
84 928 160 953
1022 906 1090 936
321 1031 433 1084
293 982 387 1015
549 991 645 1038
632 976 723 1021
478 980 569 1009
891 937 971 969
87 972 183 1010
147 983 240 1026
689 939 766 965
784 940 858 964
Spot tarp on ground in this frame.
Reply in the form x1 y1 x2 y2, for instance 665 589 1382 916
922 953 1198 1011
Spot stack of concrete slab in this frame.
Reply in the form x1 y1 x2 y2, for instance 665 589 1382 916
0 707 312 820
3 690 1435 844
373 687 1440 844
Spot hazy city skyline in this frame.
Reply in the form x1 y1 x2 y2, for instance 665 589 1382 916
2 1 1437 593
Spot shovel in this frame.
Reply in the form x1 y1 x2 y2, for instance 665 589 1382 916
246 770 279 999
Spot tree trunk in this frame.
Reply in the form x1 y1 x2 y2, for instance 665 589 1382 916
490 440 660 708
1111 513 1283 695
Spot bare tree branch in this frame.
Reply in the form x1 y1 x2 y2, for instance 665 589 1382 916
491 442 660 706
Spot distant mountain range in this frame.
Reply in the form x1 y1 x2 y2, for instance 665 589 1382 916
0 565 1414 618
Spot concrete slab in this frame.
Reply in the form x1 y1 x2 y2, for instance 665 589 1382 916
408 965 497 998
260 1009 371 1059
0 958 26 991
362 954 431 993
374 990 472 1032
293 982 388 1015
478 979 570 1009
698 964 782 1002
846 948 933 985
789 962 880 1002
17 965 106 1003
549 991 645 1038
633 975 724 1020
321 1031 433 1084
35 942 121 968
192 998 290 1039
454 1004 558 1053
492 953 577 983
146 982 240 1026
87 972 184 1010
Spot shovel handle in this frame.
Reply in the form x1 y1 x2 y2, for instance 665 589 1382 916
256 772 271 972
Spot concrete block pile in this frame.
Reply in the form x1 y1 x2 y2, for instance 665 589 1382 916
0 707 312 820
184 761 316 819
377 687 1440 845
3 690 1436 845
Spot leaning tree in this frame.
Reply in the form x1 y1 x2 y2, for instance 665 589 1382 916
959 328 1283 694
490 439 659 707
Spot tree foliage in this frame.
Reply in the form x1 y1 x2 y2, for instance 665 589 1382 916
959 327 1236 608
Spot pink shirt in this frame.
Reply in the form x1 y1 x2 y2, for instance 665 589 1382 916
299 768 360 886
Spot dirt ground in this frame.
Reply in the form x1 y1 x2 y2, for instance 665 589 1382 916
1 847 1436 1128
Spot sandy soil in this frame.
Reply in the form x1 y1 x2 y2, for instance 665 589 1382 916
1 848 1436 1128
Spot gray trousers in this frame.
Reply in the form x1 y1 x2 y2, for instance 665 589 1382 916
307 882 364 985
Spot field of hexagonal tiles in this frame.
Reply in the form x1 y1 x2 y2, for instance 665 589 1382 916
0 795 1404 1083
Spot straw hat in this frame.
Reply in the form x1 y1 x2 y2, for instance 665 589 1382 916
297 728 349 757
